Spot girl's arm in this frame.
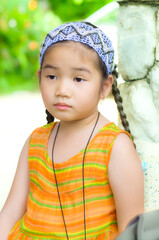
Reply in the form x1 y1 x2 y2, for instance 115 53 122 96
0 137 30 239
108 133 144 234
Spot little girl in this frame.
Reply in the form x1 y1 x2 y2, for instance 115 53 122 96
0 21 144 240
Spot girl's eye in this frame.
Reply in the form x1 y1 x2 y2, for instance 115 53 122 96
47 75 57 80
74 77 84 82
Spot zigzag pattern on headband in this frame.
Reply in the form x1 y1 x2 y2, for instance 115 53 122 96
40 22 114 75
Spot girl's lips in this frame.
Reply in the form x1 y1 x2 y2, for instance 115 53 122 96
54 103 72 110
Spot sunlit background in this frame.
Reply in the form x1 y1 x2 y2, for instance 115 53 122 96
0 0 119 210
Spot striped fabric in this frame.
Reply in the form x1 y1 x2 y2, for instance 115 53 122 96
8 122 129 240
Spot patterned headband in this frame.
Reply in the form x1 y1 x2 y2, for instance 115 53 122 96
40 21 114 75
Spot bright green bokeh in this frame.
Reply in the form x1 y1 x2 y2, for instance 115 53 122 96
47 0 112 22
0 0 62 93
0 0 114 94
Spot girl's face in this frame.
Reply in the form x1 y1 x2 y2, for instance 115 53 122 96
39 41 113 122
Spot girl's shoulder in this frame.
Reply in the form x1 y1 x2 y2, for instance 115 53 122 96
91 122 132 158
30 122 55 136
29 122 56 145
99 122 131 141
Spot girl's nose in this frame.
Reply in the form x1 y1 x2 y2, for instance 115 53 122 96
55 79 71 98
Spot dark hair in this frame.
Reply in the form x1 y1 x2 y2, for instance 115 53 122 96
96 57 132 136
83 23 132 136
44 23 132 137
111 65 132 136
46 109 54 124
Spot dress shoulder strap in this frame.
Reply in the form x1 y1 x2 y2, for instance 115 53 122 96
97 123 131 167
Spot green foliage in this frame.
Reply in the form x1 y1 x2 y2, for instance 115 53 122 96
95 8 118 25
0 0 61 94
47 0 112 22
0 0 115 94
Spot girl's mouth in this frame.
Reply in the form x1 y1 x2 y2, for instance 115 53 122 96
54 103 72 110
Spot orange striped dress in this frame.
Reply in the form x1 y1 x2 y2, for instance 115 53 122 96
8 122 129 240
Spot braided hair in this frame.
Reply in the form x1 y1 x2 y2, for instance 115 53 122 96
46 109 54 124
97 57 133 138
112 65 132 136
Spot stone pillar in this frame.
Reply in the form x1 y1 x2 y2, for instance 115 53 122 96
116 0 159 211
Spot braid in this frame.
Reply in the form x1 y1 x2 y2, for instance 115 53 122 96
46 109 54 124
112 65 133 137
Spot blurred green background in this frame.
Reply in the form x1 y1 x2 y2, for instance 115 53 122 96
0 0 116 94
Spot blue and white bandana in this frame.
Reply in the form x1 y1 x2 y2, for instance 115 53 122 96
40 21 114 75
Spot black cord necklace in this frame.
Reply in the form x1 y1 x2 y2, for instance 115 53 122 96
51 112 100 240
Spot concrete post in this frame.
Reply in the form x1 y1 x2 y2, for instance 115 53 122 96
116 0 159 210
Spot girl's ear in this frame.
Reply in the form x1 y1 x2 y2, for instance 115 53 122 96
100 74 114 100
37 69 41 80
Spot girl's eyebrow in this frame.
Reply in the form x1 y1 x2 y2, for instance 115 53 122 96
43 64 59 70
43 65 91 74
72 67 91 74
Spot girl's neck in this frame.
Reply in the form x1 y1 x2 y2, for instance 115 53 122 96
47 112 110 164
59 111 100 134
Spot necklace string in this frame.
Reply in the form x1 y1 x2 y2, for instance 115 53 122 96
51 112 100 240
82 112 100 239
51 123 69 238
